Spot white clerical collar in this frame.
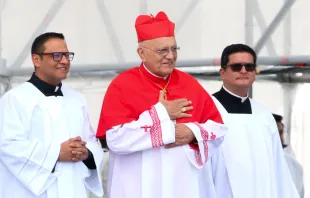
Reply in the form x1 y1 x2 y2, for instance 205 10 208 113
143 64 168 80
223 86 248 103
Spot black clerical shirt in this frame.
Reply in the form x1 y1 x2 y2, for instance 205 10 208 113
213 87 252 114
28 73 96 171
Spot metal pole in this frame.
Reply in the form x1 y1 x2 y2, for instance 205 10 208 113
96 0 125 62
175 0 200 33
245 0 254 98
283 0 292 141
0 0 9 96
0 76 10 96
252 0 277 55
140 0 147 13
9 0 65 68
2 55 310 77
283 0 292 55
254 0 296 54
245 0 254 47
281 83 298 146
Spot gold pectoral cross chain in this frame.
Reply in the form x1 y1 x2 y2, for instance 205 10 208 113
138 67 171 99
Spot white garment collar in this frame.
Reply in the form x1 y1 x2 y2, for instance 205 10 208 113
143 64 168 80
223 86 248 103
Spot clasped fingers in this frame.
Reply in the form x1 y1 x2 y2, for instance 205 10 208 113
71 148 88 161
69 141 87 148
72 147 87 155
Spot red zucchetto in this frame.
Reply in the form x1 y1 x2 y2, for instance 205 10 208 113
135 11 175 42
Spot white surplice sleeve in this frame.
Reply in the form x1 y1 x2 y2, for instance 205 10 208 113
271 123 300 198
210 147 233 198
82 100 104 197
106 102 175 155
200 147 232 198
183 120 228 168
284 153 304 198
0 93 60 196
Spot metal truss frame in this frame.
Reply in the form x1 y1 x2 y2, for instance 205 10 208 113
0 0 302 79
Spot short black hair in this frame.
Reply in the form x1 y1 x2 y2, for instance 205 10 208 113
31 32 65 55
221 44 257 68
273 113 283 123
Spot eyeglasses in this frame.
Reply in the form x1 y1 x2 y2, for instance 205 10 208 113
226 63 256 72
141 46 180 56
37 52 75 61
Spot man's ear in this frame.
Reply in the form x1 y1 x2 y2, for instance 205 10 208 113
32 54 41 69
137 47 147 63
219 67 226 79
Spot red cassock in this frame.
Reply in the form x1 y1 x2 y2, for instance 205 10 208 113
96 64 223 150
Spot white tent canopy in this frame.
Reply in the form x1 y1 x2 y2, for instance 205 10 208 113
0 0 310 72
1 0 310 197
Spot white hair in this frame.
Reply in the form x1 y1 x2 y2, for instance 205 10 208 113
138 41 146 47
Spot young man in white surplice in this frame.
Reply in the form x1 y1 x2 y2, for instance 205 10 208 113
0 32 104 198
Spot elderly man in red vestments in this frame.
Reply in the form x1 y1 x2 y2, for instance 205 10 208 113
96 11 231 198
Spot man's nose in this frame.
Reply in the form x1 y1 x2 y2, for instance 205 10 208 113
165 50 175 59
240 65 247 73
59 55 70 64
